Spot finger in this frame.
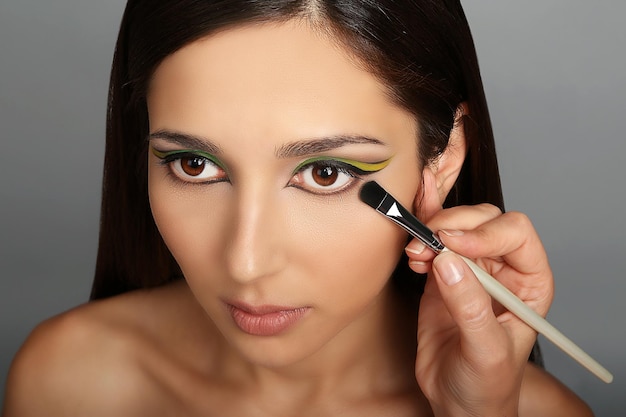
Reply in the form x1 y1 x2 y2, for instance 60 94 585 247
406 249 434 274
439 219 553 319
431 251 513 362
426 203 503 235
406 203 505 272
438 211 548 277
405 237 437 274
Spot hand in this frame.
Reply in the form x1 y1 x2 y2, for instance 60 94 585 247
406 170 554 417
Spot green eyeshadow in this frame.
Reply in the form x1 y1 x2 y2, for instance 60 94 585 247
150 147 225 169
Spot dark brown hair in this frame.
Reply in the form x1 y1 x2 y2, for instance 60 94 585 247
92 0 503 300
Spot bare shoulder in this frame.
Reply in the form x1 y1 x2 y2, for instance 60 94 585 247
3 280 212 417
3 297 149 416
519 362 594 417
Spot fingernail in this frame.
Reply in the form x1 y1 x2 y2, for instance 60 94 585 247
440 229 464 237
405 242 426 255
409 260 426 268
434 253 464 286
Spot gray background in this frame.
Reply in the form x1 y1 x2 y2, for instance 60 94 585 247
0 1 624 414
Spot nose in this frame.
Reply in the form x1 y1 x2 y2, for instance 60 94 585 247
224 186 288 284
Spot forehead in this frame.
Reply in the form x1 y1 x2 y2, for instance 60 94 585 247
147 20 416 147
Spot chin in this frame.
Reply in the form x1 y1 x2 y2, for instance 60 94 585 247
232 333 329 369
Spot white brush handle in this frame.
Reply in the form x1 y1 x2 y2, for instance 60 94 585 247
442 248 613 383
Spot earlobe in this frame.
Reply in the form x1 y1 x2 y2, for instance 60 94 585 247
430 104 468 204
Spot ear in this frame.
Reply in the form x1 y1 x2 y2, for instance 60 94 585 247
414 104 468 221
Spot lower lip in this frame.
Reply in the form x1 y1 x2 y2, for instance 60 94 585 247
227 305 310 337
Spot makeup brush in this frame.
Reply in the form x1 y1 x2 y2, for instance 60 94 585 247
359 180 613 383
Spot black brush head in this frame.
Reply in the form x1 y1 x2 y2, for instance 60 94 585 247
359 181 387 209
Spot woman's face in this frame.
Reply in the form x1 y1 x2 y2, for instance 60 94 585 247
147 20 422 367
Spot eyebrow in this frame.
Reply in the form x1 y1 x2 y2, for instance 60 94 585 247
148 130 385 158
148 130 222 154
275 135 385 158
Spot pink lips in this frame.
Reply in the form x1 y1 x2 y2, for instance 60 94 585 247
227 302 310 336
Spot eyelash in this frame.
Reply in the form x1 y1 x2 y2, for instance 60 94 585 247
152 148 385 195
289 160 370 195
155 150 228 185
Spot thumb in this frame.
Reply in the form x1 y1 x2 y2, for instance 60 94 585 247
431 251 507 361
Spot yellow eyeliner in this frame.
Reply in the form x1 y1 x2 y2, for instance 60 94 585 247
292 156 393 174
151 147 171 159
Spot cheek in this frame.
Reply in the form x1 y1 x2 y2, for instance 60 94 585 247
286 173 421 316
288 197 408 305
148 174 226 278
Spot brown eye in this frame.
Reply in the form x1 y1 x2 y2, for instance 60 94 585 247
311 163 339 186
180 156 207 177
290 161 354 194
168 154 226 183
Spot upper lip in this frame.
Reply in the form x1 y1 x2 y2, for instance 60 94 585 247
225 300 307 315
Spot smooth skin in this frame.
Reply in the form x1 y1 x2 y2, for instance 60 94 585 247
3 20 593 417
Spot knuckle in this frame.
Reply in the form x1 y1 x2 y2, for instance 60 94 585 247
458 297 491 328
473 226 491 243
476 203 503 219
504 211 532 230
